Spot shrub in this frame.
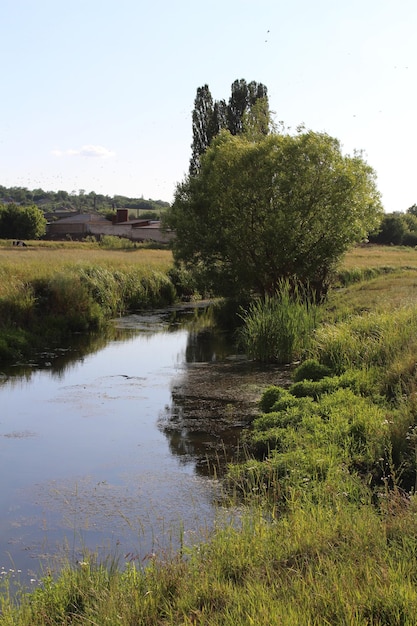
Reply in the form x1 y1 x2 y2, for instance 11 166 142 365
249 427 288 458
167 265 199 300
293 359 332 382
290 377 341 399
99 235 137 249
259 386 287 413
402 231 417 247
252 398 317 433
271 391 306 412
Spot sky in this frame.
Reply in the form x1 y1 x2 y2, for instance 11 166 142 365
1 0 416 211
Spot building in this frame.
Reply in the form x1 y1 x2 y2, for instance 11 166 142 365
46 210 174 243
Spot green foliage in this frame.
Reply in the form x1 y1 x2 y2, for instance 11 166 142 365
99 235 137 249
286 368 381 403
167 265 199 300
402 231 417 247
5 253 417 625
0 203 46 239
335 265 395 287
32 273 103 332
4 497 417 626
369 212 405 245
255 397 317 431
238 281 319 363
259 385 288 413
292 358 332 382
169 128 383 298
0 264 176 365
367 210 417 248
227 78 269 136
289 375 343 399
0 185 170 216
233 386 390 501
0 327 32 362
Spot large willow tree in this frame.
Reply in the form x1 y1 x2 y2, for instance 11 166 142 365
168 129 383 298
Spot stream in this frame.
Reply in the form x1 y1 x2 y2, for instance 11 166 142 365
0 304 287 587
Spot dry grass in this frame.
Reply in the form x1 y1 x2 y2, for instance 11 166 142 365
340 244 417 270
0 243 172 270
0 243 173 300
327 270 417 316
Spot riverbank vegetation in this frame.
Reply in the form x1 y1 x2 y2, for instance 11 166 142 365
0 240 176 364
2 246 417 624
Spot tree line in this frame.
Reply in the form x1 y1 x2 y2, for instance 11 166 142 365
368 207 417 246
0 185 170 215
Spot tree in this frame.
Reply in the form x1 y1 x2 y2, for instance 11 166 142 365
189 79 270 175
0 203 47 239
227 79 268 136
168 129 383 298
189 85 219 176
368 213 405 245
242 97 271 140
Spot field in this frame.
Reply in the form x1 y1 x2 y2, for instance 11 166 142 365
340 243 417 270
0 240 173 288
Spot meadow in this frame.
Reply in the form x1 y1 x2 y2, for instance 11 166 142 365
2 243 417 624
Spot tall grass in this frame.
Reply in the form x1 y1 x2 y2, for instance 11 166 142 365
0 245 177 363
238 281 319 363
312 305 417 379
339 244 417 271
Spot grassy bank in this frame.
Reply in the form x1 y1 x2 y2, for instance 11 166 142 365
0 241 175 364
3 245 417 624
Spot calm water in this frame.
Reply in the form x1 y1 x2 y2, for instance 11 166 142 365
0 315 282 585
0 307 283 587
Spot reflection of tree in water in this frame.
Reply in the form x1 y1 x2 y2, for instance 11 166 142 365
160 390 251 477
1 326 120 384
185 327 237 364
160 327 290 478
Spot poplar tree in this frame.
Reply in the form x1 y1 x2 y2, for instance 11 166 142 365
189 79 270 175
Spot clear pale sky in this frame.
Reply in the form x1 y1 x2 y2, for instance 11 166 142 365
1 0 416 211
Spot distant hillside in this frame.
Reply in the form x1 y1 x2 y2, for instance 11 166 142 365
0 185 170 218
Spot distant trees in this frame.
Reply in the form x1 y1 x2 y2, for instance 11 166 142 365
368 206 417 247
0 203 47 239
0 186 171 216
189 79 271 175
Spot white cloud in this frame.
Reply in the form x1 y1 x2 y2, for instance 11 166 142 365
52 145 115 158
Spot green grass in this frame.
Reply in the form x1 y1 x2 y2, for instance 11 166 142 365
3 496 417 625
238 281 320 363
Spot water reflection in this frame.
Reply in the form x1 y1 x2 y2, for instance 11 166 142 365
1 327 120 383
160 326 289 477
0 302 287 589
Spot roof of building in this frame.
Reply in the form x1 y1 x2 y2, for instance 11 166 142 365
50 213 106 224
